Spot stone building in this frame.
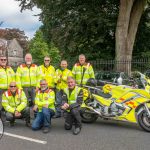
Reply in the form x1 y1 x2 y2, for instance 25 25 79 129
0 38 24 67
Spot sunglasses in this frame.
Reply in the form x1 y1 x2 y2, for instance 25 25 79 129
0 59 7 61
40 84 46 85
10 86 16 88
44 60 50 62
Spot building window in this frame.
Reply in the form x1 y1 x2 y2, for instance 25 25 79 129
13 50 17 56
14 62 17 66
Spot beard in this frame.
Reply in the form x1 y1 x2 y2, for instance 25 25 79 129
26 61 32 65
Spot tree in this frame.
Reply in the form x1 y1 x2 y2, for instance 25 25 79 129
16 0 150 74
115 0 147 74
29 29 61 66
16 0 118 60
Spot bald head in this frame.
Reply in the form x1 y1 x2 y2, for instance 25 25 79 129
79 54 86 65
25 53 32 65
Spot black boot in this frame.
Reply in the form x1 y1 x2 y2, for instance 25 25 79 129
52 113 61 118
25 121 31 127
10 120 15 127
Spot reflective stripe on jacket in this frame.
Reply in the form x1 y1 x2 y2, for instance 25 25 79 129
0 66 15 89
16 64 38 89
72 63 95 85
2 89 27 113
63 86 82 105
35 88 55 112
55 68 72 90
37 65 55 88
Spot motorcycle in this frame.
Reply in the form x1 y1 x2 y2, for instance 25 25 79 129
81 84 150 132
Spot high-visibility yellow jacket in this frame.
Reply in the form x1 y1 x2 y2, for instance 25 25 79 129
35 88 55 112
55 68 72 90
0 66 15 90
16 64 38 89
72 62 95 85
63 86 82 105
37 65 55 88
2 89 27 113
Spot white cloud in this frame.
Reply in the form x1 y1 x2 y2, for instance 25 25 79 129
0 0 42 39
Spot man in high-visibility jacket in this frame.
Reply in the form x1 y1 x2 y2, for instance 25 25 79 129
53 60 72 118
2 82 30 127
0 55 15 111
72 54 95 86
16 53 38 106
61 77 83 135
32 79 55 133
37 56 55 89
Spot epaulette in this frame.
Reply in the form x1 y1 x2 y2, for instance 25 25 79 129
38 88 53 94
45 88 53 93
16 89 22 95
5 90 12 97
20 64 26 68
31 64 37 67
0 66 11 69
75 63 80 66
84 62 91 67
6 66 11 69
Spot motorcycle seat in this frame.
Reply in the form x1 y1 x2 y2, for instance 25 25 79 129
95 90 112 99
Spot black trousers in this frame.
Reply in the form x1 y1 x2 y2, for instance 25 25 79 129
23 87 36 107
5 107 30 123
64 107 82 129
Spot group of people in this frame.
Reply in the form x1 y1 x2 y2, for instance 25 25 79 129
0 53 95 135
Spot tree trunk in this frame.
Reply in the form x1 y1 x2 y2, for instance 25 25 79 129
115 0 146 75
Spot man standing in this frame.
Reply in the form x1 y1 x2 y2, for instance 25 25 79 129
2 82 30 126
32 79 55 133
53 60 72 118
37 56 55 89
0 55 15 110
16 53 38 106
72 54 95 86
61 77 83 135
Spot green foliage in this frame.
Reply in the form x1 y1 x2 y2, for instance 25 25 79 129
29 29 61 66
16 0 119 61
40 0 119 60
17 0 150 62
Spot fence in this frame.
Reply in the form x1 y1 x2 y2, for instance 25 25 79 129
90 57 150 74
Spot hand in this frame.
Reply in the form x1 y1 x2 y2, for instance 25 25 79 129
35 87 39 92
43 104 49 108
33 105 38 111
61 103 69 110
15 111 21 117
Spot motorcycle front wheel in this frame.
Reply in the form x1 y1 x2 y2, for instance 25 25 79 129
137 110 150 132
80 108 98 123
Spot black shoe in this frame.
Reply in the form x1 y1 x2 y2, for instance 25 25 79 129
73 127 81 135
43 127 50 133
52 114 61 118
64 124 72 130
26 122 31 127
10 121 15 127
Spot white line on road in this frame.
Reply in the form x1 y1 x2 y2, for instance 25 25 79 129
4 132 47 145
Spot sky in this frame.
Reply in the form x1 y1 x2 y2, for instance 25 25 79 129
0 0 42 39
